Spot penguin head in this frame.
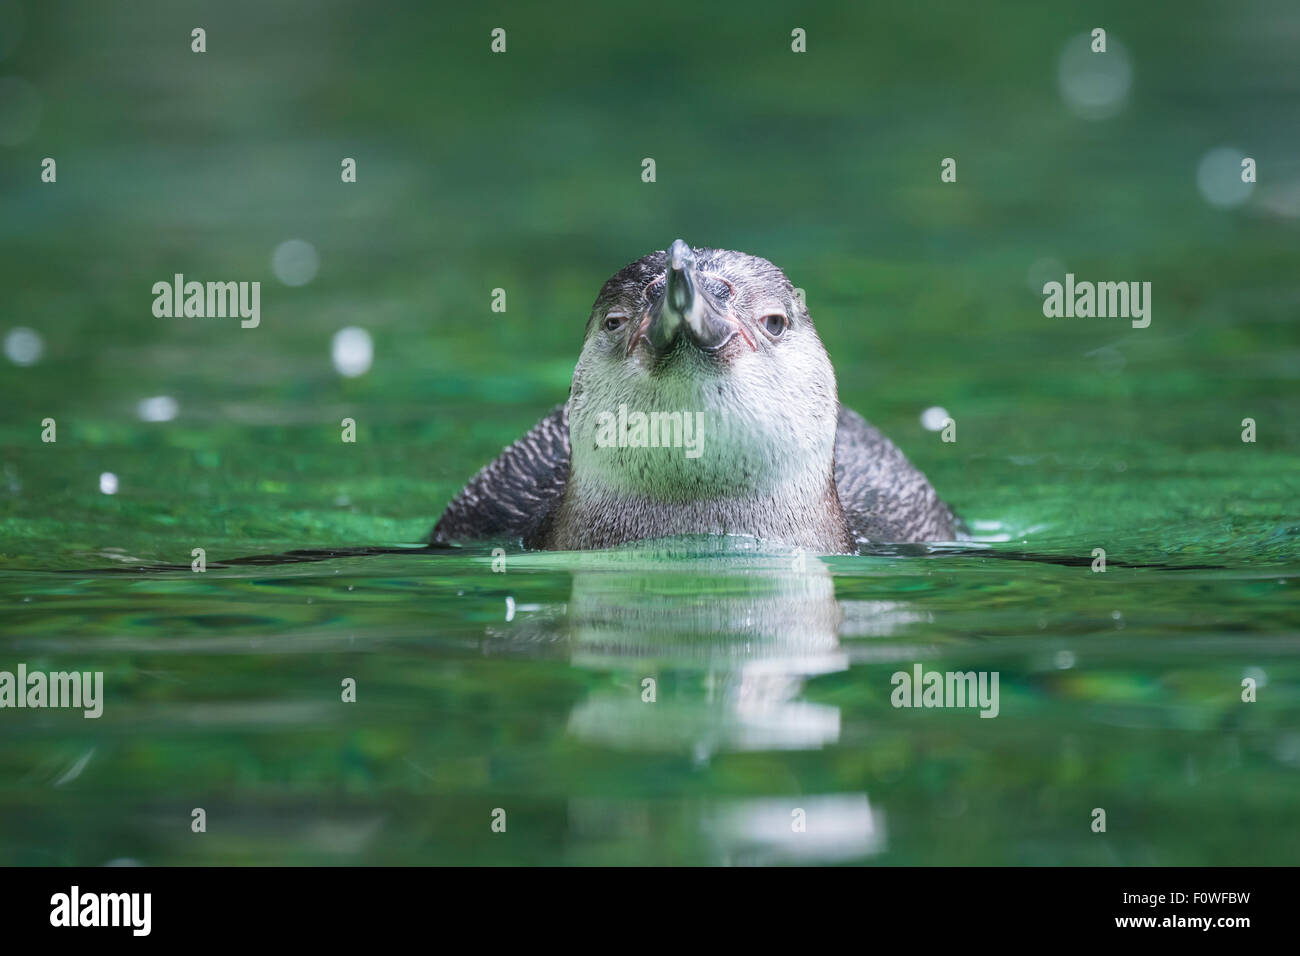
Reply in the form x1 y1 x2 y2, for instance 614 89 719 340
568 241 841 501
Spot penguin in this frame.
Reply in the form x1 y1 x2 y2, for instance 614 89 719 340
432 240 956 554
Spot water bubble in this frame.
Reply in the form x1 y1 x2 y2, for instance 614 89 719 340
1243 666 1268 688
136 395 178 422
331 326 373 377
271 239 319 286
920 406 950 431
3 326 42 365
99 472 119 495
1058 33 1131 120
1197 146 1254 209
1055 650 1076 670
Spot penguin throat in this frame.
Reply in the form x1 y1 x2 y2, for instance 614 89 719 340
553 474 849 552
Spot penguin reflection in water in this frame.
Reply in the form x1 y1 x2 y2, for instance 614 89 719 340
487 549 900 861
433 240 956 554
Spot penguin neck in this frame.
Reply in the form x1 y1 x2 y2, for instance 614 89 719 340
549 469 853 554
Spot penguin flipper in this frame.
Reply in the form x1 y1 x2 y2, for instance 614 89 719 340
430 403 571 548
834 405 957 545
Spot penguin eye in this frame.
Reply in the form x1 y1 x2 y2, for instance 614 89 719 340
762 313 788 337
603 311 628 331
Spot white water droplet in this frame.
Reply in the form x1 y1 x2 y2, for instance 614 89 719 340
1197 146 1254 209
921 406 950 431
271 239 320 286
331 326 373 377
4 326 43 365
136 395 178 422
1058 33 1131 120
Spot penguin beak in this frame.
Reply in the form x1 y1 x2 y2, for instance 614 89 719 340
646 239 737 353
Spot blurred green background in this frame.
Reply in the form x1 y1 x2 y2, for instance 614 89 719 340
0 0 1297 865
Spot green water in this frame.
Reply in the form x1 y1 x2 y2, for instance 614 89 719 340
2 1 1298 864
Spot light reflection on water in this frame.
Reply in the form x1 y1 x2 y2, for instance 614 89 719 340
1 531 1298 865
